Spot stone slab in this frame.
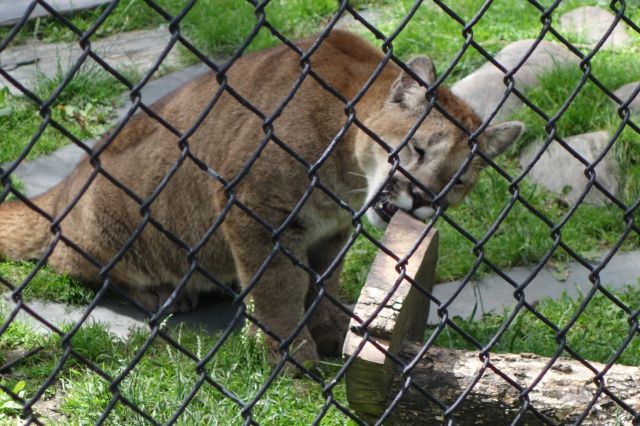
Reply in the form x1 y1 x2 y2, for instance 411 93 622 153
0 26 182 95
8 138 98 198
428 250 640 325
336 8 387 31
1 292 241 338
4 247 639 338
0 0 108 26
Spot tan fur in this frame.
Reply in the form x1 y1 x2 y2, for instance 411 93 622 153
0 30 522 362
0 191 55 260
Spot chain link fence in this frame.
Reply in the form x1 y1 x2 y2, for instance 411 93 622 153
1 0 639 424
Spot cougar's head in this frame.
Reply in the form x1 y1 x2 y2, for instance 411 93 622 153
355 57 524 227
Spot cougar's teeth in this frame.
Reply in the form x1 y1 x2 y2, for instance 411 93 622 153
374 200 398 223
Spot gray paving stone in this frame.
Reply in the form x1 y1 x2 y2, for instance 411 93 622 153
452 40 578 121
9 139 98 198
4 247 639 335
0 27 182 95
519 131 620 206
559 6 632 50
1 293 241 338
428 250 640 325
0 0 108 26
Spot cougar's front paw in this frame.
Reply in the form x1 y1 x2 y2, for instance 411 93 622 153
246 322 319 373
164 288 201 314
260 327 319 375
124 285 200 314
309 304 350 357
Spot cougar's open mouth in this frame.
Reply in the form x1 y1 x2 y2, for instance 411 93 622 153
373 200 399 223
373 185 435 223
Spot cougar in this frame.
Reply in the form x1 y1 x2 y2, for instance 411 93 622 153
0 30 522 363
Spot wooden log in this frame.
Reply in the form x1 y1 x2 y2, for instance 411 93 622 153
343 211 439 423
342 211 640 425
388 344 640 425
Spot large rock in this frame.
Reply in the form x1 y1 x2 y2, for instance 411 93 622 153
559 6 632 50
336 8 388 31
452 40 578 121
613 81 640 115
519 131 621 206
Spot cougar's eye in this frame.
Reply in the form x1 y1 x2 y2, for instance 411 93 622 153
412 143 425 161
454 178 465 186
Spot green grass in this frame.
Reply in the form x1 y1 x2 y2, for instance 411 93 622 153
0 309 353 425
0 0 165 46
0 261 94 305
2 0 639 303
428 284 640 367
1 285 638 423
176 0 342 59
0 65 125 164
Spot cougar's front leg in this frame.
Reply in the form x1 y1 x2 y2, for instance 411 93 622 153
223 214 318 366
306 232 351 356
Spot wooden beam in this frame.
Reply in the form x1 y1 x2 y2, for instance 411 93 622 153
342 211 439 423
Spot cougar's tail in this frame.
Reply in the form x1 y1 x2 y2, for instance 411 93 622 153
0 191 57 261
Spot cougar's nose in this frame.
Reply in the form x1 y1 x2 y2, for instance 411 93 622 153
411 188 449 209
410 188 433 209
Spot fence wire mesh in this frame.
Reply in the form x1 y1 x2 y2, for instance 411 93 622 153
0 0 639 424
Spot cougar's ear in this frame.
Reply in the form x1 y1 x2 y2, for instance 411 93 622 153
390 56 437 107
480 121 524 159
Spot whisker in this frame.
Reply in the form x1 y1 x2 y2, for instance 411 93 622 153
348 187 369 193
348 171 368 179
